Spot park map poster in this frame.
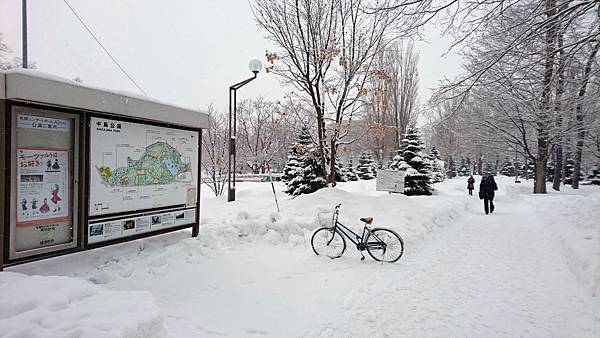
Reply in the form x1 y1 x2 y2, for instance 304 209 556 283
16 148 70 226
89 117 199 216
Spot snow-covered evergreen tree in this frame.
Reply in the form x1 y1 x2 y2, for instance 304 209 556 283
446 156 457 178
587 165 600 185
499 158 515 176
458 158 470 176
546 160 555 182
333 157 347 182
563 156 583 185
484 162 494 175
370 156 381 177
520 160 535 179
563 157 574 184
389 149 401 170
356 151 376 180
391 128 433 195
344 157 359 181
282 127 327 196
428 147 445 183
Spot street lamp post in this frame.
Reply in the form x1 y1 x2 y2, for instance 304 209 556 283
22 0 28 68
228 59 262 202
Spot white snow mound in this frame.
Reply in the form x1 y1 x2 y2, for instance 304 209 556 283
0 272 164 338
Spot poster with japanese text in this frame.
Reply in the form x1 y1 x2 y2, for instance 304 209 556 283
16 148 70 226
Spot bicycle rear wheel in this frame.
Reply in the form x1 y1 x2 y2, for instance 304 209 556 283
365 228 404 262
311 227 346 259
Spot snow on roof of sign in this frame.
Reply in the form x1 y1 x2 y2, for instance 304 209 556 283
1 69 208 129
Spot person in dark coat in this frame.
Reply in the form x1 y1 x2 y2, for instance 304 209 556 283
467 175 475 195
479 175 498 214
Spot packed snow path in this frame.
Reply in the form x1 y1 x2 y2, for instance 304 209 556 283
310 194 599 337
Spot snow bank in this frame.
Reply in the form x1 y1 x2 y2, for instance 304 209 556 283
0 272 164 338
534 190 600 296
200 180 469 253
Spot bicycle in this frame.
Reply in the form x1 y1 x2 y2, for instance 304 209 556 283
311 203 404 263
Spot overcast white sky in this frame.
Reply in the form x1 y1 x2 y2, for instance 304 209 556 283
0 0 462 113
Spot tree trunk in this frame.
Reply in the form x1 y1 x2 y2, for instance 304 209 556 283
552 13 566 191
535 154 549 193
328 137 337 186
534 0 558 193
571 39 600 189
561 150 569 184
315 105 329 181
553 145 563 190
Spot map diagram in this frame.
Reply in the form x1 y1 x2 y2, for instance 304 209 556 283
89 118 198 216
96 141 192 187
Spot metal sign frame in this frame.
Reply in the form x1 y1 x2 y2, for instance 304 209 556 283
1 101 202 269
8 104 80 260
84 113 201 249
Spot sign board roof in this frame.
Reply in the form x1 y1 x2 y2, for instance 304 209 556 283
0 70 207 129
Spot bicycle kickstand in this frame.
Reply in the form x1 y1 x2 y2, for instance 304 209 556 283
360 252 365 261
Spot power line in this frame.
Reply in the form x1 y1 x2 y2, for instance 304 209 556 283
62 0 147 96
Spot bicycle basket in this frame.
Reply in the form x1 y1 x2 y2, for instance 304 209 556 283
316 209 336 228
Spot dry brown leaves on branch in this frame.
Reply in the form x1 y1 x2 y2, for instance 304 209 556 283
265 51 278 64
371 68 391 81
292 143 307 154
320 48 340 62
368 122 386 141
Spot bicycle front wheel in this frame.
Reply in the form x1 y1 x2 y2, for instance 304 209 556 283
365 228 404 263
311 227 346 259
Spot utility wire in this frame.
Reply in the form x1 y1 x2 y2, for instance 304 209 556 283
62 0 147 96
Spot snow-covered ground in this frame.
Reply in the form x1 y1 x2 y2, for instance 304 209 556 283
2 177 599 337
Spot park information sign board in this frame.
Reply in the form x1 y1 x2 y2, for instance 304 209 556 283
88 117 199 243
376 169 405 193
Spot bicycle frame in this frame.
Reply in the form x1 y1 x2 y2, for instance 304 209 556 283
327 211 386 251
331 219 367 247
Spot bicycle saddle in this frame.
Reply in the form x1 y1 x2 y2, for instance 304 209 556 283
360 217 373 224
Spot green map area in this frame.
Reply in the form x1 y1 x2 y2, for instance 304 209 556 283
97 142 191 187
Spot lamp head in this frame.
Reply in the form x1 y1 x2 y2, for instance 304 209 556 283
249 59 262 74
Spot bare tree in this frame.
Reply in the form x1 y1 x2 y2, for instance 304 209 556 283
426 0 600 193
237 98 294 174
201 105 228 196
360 39 420 164
386 40 420 148
252 0 396 185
